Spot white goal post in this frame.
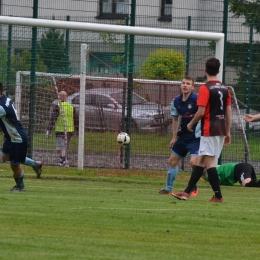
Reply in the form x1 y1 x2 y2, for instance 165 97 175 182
0 15 224 80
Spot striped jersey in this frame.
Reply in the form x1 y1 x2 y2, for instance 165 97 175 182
197 80 231 136
171 92 201 140
0 95 27 143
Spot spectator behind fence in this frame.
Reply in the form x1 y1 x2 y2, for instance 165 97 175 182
46 90 78 167
0 82 43 191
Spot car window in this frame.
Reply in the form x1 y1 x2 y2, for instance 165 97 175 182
111 92 145 105
94 95 113 108
85 94 93 105
71 94 94 105
71 95 79 104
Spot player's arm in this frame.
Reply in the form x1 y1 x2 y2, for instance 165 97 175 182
187 85 208 132
171 117 179 137
170 99 179 147
224 91 232 146
244 113 260 122
224 105 232 146
187 106 205 132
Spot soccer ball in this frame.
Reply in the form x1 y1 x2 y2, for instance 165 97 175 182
117 132 130 145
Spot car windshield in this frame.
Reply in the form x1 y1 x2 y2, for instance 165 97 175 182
111 92 145 105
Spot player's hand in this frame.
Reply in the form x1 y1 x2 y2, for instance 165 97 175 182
224 134 231 146
170 138 176 148
187 123 193 132
244 114 254 122
46 130 50 139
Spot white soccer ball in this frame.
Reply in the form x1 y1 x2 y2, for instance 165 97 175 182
117 132 130 145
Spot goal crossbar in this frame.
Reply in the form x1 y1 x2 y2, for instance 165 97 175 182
0 15 224 80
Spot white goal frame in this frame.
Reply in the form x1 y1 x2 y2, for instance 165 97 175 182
0 16 224 80
3 15 225 169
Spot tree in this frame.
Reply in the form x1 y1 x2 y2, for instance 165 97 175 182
140 48 185 109
229 0 260 33
11 50 47 73
140 49 185 80
227 1 260 109
38 27 69 73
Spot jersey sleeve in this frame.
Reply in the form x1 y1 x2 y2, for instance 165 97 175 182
197 85 209 107
0 106 6 118
170 99 179 117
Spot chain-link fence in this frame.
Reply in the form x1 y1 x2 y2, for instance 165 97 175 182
0 0 260 172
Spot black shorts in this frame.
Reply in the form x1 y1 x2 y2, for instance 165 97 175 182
2 139 27 165
234 163 256 184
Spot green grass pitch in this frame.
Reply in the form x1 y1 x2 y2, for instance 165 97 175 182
0 165 260 260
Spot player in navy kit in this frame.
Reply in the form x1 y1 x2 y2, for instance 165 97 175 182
0 83 42 191
158 76 200 196
172 58 232 202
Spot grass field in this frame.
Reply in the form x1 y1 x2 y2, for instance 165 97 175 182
1 165 260 260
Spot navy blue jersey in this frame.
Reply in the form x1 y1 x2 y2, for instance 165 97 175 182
171 92 201 139
0 95 27 142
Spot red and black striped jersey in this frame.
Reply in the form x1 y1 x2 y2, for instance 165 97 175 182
197 80 231 136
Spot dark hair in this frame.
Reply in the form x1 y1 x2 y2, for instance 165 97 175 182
205 58 220 76
182 76 194 85
0 83 3 94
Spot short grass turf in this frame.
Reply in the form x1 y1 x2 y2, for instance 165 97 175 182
0 166 260 260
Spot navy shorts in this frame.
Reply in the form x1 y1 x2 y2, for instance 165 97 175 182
2 139 27 165
234 163 256 184
171 137 200 158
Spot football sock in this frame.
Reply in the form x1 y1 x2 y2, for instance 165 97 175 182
190 168 198 191
184 166 204 194
14 171 25 189
207 167 222 199
166 167 178 191
245 179 260 187
23 157 36 167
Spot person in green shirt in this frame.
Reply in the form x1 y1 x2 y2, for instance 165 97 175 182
203 162 260 187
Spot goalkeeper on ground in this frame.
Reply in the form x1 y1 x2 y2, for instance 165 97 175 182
203 162 260 187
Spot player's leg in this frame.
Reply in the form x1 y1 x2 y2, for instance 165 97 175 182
159 139 186 194
172 136 224 201
159 153 180 194
235 163 260 187
172 155 204 200
187 138 200 196
1 139 11 162
23 158 43 178
10 163 26 191
8 142 27 192
201 136 225 201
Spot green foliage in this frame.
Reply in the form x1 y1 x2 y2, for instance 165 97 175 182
11 50 47 74
229 0 260 33
38 28 69 73
140 49 185 80
0 47 7 83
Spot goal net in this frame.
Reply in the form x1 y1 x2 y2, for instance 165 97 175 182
15 71 251 170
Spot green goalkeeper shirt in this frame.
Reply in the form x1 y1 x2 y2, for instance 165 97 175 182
206 163 237 186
